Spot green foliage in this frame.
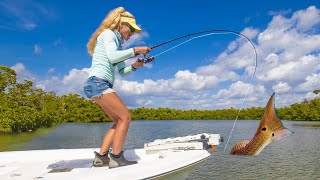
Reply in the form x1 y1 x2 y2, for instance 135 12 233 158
0 65 16 92
0 66 110 133
130 101 320 121
0 66 319 133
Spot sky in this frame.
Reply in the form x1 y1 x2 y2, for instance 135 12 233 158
0 0 319 110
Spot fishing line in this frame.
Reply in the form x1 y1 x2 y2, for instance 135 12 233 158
152 32 230 58
146 30 258 152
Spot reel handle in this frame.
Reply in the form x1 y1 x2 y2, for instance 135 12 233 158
137 56 155 63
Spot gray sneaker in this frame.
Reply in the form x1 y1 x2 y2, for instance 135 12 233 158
109 151 138 169
92 151 109 167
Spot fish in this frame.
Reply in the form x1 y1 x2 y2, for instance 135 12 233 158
230 93 293 156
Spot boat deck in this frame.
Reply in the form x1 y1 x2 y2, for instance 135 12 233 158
0 148 212 180
0 133 221 179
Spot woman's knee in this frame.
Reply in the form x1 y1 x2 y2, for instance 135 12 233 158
111 123 117 129
118 113 131 123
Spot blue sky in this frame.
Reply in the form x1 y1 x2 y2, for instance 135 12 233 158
1 0 320 109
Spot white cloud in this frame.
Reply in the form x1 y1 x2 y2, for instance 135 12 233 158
11 63 89 96
48 68 55 73
296 73 320 92
268 9 292 16
214 81 266 100
116 78 171 97
272 82 290 93
124 57 153 69
170 70 218 90
115 70 218 97
122 31 149 49
264 53 279 65
196 64 240 81
257 54 320 83
112 69 221 109
241 27 260 40
292 6 320 32
36 76 61 91
214 28 259 70
37 68 90 95
24 23 38 30
305 92 319 101
253 6 320 95
11 63 36 83
195 28 259 82
34 44 41 55
61 68 90 94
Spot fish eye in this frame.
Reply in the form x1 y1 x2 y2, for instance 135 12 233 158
272 133 274 137
262 127 267 131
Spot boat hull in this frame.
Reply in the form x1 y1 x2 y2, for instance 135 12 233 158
0 148 212 180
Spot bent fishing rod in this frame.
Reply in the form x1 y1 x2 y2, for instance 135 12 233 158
140 29 257 74
138 29 259 152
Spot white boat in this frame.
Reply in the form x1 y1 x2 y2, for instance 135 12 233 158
0 133 221 180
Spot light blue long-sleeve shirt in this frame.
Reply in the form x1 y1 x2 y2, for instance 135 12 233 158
88 29 135 84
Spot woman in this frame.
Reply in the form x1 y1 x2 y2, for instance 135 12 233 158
84 7 153 168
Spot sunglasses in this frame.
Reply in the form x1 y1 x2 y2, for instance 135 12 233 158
124 23 135 33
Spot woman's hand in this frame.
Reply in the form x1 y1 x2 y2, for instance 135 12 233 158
132 56 155 71
134 46 151 55
132 58 145 69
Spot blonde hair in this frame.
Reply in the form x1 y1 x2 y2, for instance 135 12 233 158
87 7 136 56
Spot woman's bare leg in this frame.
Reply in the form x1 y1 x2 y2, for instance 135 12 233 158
92 96 118 155
98 124 116 155
92 92 131 155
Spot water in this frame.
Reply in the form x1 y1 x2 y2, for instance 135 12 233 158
1 120 319 179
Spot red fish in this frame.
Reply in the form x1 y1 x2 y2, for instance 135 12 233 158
230 93 293 156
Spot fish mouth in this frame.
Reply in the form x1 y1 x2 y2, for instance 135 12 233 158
287 129 294 135
273 128 294 141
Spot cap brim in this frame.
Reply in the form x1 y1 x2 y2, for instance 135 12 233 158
120 16 142 33
129 22 142 33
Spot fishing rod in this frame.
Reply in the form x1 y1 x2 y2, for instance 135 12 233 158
140 29 257 73
151 29 250 49
138 29 259 152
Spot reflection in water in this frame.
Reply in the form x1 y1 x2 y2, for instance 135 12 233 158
0 126 56 151
292 123 320 128
1 120 320 179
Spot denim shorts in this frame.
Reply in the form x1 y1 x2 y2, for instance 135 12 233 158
83 76 114 99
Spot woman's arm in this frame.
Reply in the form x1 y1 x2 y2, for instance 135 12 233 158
117 62 134 77
102 31 135 64
117 57 150 77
